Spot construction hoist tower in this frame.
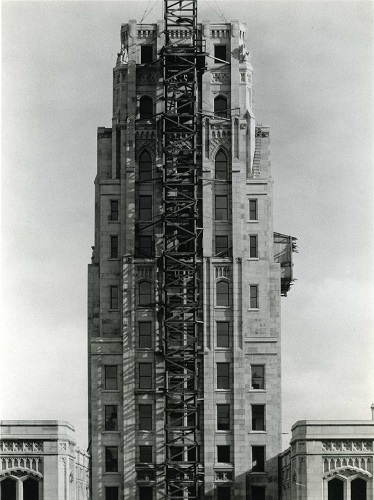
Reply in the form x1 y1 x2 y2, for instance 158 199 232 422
88 1 297 498
161 1 205 498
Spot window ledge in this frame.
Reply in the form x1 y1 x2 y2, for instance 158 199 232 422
247 389 266 393
108 220 120 224
249 431 267 434
108 258 120 261
247 220 259 223
214 463 234 469
103 472 120 475
248 308 259 312
102 390 119 393
216 389 231 393
102 431 120 434
247 258 259 261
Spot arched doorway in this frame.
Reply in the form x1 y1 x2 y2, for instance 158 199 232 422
1 477 17 500
351 478 366 500
328 478 344 500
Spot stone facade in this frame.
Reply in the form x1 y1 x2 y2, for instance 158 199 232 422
280 420 374 500
88 19 293 500
0 420 89 500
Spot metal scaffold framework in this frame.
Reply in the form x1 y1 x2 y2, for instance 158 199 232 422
161 1 205 498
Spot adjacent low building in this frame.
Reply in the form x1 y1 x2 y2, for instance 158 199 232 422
0 420 89 500
280 414 374 500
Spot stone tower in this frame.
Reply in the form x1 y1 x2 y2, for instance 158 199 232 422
88 18 295 500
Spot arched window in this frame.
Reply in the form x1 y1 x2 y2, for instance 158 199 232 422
24 478 39 500
214 95 227 118
215 149 228 180
139 151 152 181
139 96 153 119
216 280 229 307
351 478 367 500
1 478 17 500
139 281 152 306
328 478 344 500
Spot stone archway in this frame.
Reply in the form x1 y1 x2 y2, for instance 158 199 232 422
1 477 17 500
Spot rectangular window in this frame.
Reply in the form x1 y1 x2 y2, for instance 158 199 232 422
249 199 258 221
139 195 152 221
110 200 119 221
249 285 259 309
141 45 153 64
138 322 152 348
251 365 265 390
105 366 118 390
252 405 265 431
105 487 119 500
251 486 265 500
216 486 231 500
110 285 119 310
252 446 265 472
217 404 230 430
216 280 229 307
110 235 119 259
104 405 118 431
139 404 152 430
217 322 230 348
139 487 153 500
170 446 184 462
217 363 230 389
214 45 227 62
139 363 152 389
136 235 154 258
217 445 230 463
215 195 228 221
249 235 258 258
215 235 230 257
105 446 118 472
139 445 152 463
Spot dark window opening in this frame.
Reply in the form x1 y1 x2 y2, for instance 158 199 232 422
110 235 119 258
139 487 153 500
110 200 119 221
252 405 265 431
214 95 228 118
217 404 230 430
139 195 152 221
215 235 230 257
105 366 118 390
110 285 119 310
136 235 154 258
216 280 229 307
328 478 344 500
138 322 152 348
139 404 152 430
216 486 231 500
251 486 265 500
139 96 153 119
351 478 367 500
215 149 228 180
139 445 153 463
105 487 119 500
105 446 118 472
139 151 152 181
23 478 38 500
249 235 258 258
249 199 258 221
138 281 152 306
250 285 258 309
215 195 228 220
252 446 265 472
214 45 227 62
251 365 265 390
217 363 230 389
139 363 152 389
217 322 230 348
141 45 153 64
105 405 118 431
217 445 230 463
170 446 184 461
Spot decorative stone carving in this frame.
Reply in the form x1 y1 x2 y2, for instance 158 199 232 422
239 44 251 63
137 267 153 279
211 30 230 39
137 72 157 85
215 470 233 481
322 440 373 452
211 72 230 84
0 441 43 453
215 266 230 279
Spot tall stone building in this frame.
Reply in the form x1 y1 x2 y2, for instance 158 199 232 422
88 12 295 500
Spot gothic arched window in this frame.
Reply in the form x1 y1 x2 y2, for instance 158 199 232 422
215 149 228 180
139 280 152 307
139 96 153 119
139 151 152 181
214 95 228 118
216 280 229 307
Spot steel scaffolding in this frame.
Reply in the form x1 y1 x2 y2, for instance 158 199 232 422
161 1 204 498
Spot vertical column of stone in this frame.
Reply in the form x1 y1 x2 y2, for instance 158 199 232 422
123 257 136 497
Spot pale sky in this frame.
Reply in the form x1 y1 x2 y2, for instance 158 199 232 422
1 0 373 450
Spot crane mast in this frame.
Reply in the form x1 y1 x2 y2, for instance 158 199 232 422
161 1 205 498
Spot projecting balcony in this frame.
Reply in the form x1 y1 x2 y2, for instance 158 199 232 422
273 232 298 296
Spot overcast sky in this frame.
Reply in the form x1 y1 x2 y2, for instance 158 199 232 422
1 0 373 450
